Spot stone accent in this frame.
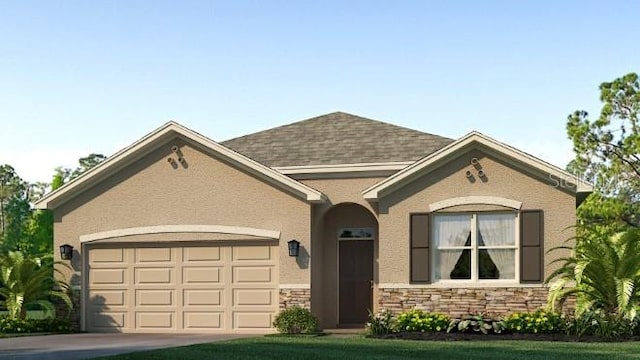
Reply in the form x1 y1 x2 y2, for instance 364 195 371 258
379 287 559 318
54 287 81 331
279 288 311 310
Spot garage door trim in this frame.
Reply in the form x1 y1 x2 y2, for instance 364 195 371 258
80 225 281 243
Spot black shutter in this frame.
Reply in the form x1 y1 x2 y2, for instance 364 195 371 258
410 213 430 283
520 210 543 283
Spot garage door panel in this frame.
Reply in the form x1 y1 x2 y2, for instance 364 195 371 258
90 248 125 263
184 289 222 306
184 312 223 329
91 269 127 285
183 267 222 284
89 290 126 307
233 266 274 283
135 267 173 284
136 289 174 306
136 312 175 329
88 243 278 333
232 246 271 261
90 311 126 328
233 312 273 329
183 247 221 262
233 289 275 306
136 247 172 263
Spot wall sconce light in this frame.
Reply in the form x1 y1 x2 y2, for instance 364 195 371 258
288 239 300 257
59 244 74 260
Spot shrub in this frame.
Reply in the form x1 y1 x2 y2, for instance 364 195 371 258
366 310 394 335
273 306 319 334
448 314 504 334
0 316 73 334
564 310 638 338
394 309 450 332
502 310 564 334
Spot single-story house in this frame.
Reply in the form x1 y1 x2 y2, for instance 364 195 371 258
35 112 591 333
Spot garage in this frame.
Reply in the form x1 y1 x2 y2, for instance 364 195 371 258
85 241 279 333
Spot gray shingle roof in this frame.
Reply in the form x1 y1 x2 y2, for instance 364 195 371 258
221 112 454 167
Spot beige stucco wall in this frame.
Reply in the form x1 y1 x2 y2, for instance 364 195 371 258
301 177 383 327
377 147 576 284
54 136 311 287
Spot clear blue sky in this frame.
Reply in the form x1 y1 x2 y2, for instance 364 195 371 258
1 1 638 183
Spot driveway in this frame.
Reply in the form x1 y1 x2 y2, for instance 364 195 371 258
0 333 251 360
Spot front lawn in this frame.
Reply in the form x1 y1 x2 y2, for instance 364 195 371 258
98 335 640 360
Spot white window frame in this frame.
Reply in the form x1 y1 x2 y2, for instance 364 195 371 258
432 212 520 285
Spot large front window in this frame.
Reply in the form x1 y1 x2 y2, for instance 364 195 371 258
433 213 517 282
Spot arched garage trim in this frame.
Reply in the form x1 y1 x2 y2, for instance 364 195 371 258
428 196 522 212
79 225 281 243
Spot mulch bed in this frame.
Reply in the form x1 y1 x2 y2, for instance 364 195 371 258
372 332 640 342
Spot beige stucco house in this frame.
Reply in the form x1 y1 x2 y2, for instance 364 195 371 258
35 112 591 333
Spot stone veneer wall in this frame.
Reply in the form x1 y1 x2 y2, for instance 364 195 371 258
379 287 557 317
279 288 311 310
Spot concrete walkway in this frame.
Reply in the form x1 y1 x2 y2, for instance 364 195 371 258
0 333 250 360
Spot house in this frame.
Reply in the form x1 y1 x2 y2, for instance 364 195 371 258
35 112 591 333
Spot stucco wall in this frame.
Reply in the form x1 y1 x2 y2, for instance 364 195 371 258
54 136 311 287
301 177 383 328
377 147 576 285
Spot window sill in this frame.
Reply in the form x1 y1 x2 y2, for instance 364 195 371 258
378 282 545 289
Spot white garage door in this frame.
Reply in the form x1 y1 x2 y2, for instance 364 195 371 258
86 242 278 333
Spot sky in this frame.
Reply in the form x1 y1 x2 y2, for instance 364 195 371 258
1 1 639 184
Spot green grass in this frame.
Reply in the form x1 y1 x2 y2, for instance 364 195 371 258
97 335 640 360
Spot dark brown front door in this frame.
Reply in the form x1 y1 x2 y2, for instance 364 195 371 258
339 240 373 326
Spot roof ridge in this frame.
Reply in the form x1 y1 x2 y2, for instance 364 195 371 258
222 111 451 143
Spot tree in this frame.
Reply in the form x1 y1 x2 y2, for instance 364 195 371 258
0 251 72 319
70 153 106 180
0 165 31 252
566 72 640 228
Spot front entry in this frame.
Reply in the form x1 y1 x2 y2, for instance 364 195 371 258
338 239 373 326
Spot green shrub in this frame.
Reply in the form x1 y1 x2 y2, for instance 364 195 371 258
366 310 394 335
448 314 504 334
502 310 564 334
273 306 319 334
564 310 637 338
394 309 450 332
0 316 72 334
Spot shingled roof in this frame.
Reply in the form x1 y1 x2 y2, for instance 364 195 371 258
221 112 453 167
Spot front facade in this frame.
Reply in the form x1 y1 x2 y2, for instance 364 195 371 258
36 112 590 333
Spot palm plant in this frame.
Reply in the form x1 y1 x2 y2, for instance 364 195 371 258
0 251 73 319
546 228 640 319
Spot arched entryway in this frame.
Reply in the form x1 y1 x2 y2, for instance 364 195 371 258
319 203 378 328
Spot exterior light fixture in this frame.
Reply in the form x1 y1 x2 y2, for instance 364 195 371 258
59 244 74 260
288 239 300 257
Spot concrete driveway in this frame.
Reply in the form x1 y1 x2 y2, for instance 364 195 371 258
0 333 251 360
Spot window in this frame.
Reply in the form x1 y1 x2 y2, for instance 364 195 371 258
338 228 375 240
433 213 517 282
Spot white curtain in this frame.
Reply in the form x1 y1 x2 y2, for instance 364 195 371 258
478 214 516 279
434 215 471 280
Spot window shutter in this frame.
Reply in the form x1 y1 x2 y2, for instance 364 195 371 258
520 210 543 283
410 213 430 283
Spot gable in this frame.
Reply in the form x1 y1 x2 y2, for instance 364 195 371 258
35 122 324 210
363 131 592 202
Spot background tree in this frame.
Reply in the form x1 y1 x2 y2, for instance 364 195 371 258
566 72 640 228
0 165 31 252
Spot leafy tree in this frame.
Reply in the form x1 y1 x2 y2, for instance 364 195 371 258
70 153 106 180
0 165 31 252
0 251 72 319
566 72 640 228
546 229 640 320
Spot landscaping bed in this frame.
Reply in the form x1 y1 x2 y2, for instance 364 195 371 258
373 331 640 342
